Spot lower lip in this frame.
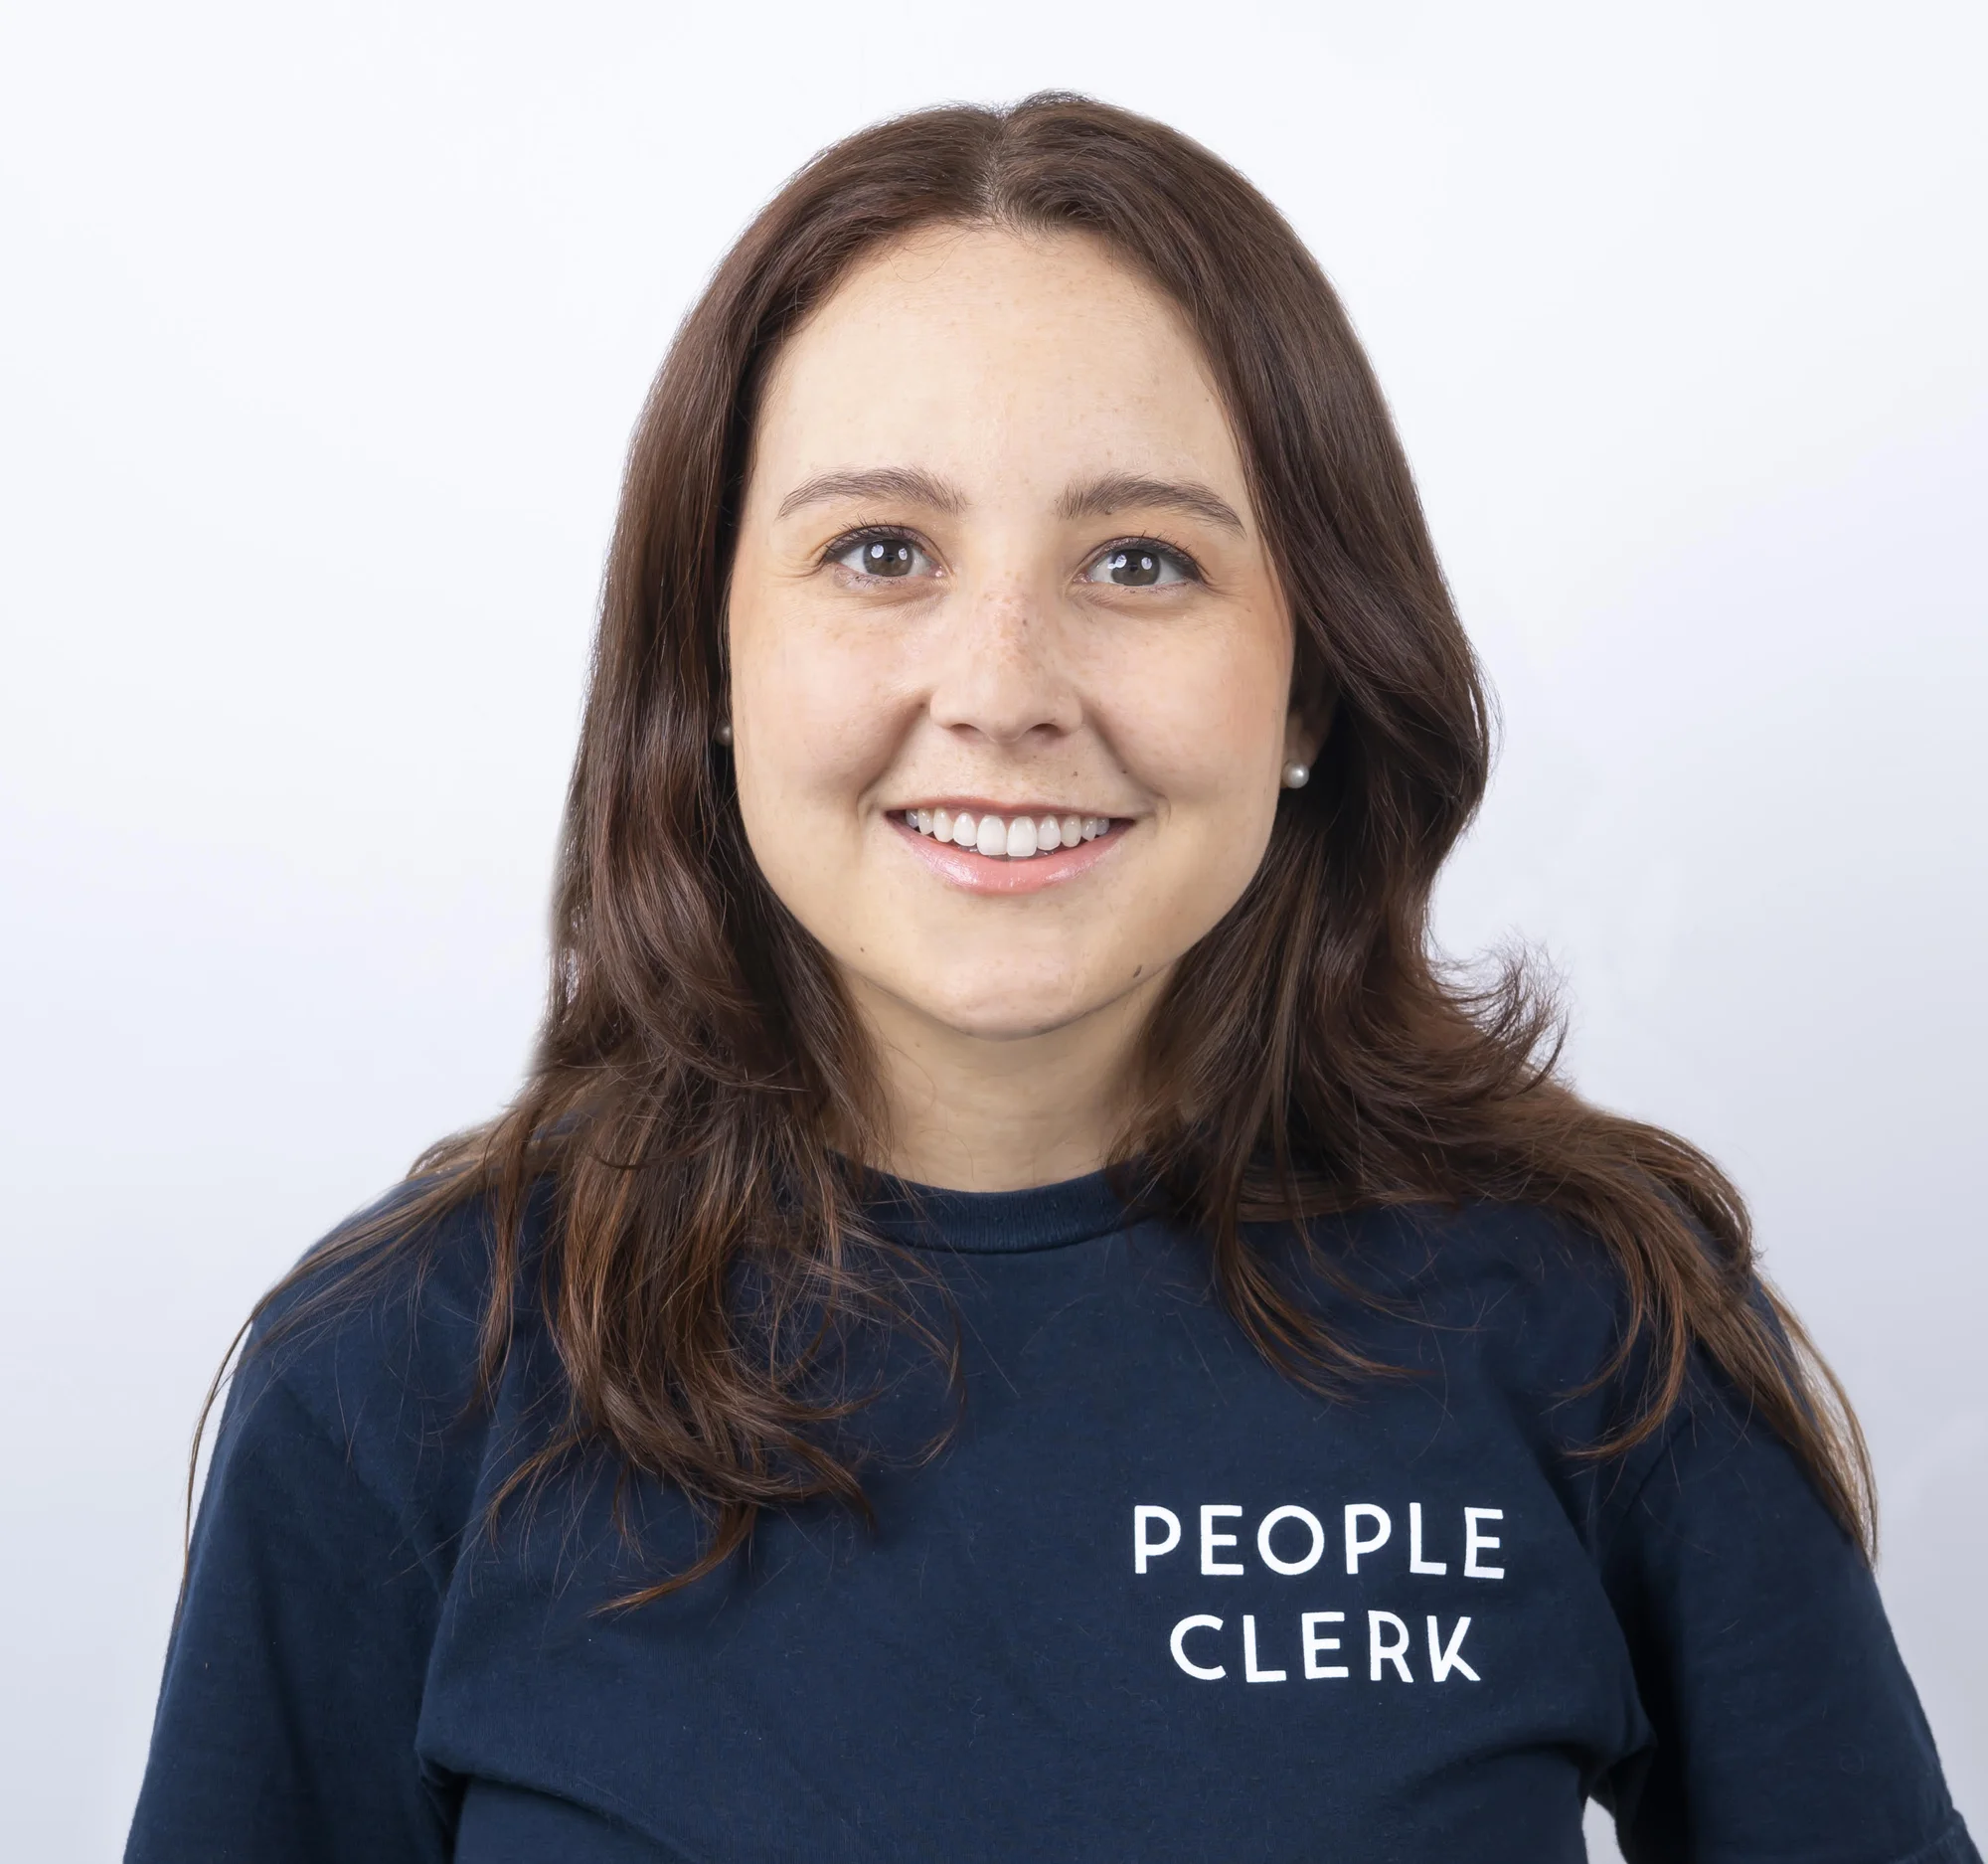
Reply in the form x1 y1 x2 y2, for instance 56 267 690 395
890 816 1128 895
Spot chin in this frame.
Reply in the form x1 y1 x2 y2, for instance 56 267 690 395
895 965 1119 1043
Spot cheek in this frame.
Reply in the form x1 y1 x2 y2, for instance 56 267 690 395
729 602 909 851
1107 623 1289 819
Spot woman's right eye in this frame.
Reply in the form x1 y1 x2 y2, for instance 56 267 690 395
828 533 935 580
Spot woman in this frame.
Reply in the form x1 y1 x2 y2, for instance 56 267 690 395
128 95 1974 1863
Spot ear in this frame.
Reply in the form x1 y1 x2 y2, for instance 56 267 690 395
1283 683 1337 770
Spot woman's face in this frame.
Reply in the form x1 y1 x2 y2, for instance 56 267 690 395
728 224 1306 1053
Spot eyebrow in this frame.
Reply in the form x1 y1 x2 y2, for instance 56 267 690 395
776 467 965 519
771 465 1247 534
1056 473 1245 533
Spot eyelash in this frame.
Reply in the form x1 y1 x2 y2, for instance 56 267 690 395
818 526 1207 585
820 524 936 579
1084 534 1205 586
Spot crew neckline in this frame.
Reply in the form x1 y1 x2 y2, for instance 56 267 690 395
860 1167 1136 1254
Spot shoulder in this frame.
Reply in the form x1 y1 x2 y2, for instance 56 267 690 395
1312 1197 1629 1341
223 1174 553 1530
1277 1198 1655 1449
1313 1202 1840 1502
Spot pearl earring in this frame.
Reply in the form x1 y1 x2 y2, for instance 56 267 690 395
715 722 734 746
1281 761 1310 789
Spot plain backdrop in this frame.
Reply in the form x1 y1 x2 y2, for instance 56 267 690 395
2 3 1982 1858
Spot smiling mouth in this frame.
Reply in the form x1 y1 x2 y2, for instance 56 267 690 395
894 807 1120 860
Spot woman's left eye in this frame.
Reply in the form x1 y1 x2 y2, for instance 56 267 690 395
1079 542 1195 588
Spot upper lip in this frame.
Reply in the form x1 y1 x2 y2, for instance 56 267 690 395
889 798 1123 817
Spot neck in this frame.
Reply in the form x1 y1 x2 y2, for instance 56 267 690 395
843 970 1166 1192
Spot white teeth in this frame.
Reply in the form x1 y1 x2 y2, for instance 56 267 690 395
902 808 1115 856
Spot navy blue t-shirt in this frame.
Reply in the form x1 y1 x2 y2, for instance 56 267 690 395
128 1175 1975 1862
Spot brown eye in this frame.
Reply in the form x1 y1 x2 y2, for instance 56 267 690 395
830 533 933 580
1082 542 1193 588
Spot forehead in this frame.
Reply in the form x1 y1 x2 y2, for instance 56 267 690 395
749 224 1245 498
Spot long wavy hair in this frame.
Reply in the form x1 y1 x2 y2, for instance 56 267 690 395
208 92 1872 1602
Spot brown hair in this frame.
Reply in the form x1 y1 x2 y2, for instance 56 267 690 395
210 92 1872 1599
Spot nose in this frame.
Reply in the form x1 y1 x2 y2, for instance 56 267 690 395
925 578 1082 748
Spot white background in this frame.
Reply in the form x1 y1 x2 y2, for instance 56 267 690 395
2 3 1982 1858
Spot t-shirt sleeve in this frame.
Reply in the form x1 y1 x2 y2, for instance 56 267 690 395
125 1360 453 1864
1596 1356 1977 1864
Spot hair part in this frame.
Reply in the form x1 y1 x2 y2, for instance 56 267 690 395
205 92 1872 1604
